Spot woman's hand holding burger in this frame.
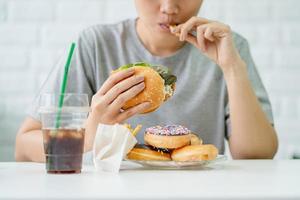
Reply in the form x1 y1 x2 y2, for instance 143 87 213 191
84 68 150 152
171 17 246 75
90 68 151 125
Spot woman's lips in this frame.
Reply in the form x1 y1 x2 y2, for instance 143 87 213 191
158 23 178 32
159 23 171 31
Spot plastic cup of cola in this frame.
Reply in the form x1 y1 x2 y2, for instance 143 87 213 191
39 93 90 174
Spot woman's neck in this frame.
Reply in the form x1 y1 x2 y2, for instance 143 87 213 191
136 19 185 57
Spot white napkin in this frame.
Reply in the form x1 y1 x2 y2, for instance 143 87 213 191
93 124 137 173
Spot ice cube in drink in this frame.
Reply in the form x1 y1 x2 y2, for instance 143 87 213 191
43 129 85 174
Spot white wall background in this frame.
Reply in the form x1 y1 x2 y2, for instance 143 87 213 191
0 0 299 161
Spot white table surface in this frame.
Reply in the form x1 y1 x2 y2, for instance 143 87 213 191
0 160 299 200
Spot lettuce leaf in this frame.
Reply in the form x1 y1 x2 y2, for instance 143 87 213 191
118 62 177 86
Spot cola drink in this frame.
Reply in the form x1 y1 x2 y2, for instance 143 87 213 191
43 128 85 174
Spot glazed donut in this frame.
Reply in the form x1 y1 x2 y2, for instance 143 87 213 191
127 144 171 161
171 144 218 162
190 133 203 145
144 125 191 149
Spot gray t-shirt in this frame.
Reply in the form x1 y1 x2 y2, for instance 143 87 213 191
28 19 274 153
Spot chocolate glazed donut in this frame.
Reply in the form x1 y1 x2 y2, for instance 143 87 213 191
127 144 171 161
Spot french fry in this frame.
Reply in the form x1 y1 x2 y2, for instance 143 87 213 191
169 25 176 32
132 125 142 137
123 124 142 137
124 123 131 130
169 25 180 37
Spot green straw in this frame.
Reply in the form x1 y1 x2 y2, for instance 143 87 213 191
55 42 76 129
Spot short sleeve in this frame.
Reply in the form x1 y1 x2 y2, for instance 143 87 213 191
225 34 274 139
27 31 96 121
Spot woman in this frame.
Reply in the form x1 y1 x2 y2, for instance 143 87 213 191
15 0 278 162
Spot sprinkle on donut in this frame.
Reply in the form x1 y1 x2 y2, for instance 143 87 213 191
146 125 190 136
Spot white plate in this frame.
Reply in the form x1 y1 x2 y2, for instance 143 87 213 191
125 155 227 169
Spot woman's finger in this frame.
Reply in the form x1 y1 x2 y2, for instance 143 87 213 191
185 33 198 47
116 102 151 123
196 25 207 51
179 17 198 41
205 22 231 39
184 26 207 52
204 27 215 42
96 68 135 96
110 82 145 110
177 17 209 41
102 75 144 105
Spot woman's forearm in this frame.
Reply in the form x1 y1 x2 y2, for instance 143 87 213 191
15 130 45 162
223 60 278 159
83 112 100 152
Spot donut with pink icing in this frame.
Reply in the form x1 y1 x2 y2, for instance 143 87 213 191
144 125 191 149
